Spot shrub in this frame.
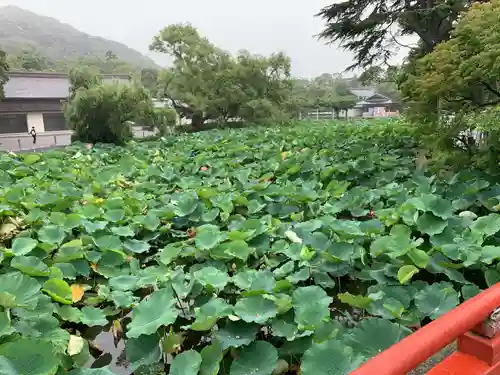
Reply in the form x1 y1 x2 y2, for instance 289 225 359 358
65 82 153 145
240 99 291 124
151 107 178 136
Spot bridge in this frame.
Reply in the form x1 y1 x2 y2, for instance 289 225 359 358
351 283 500 375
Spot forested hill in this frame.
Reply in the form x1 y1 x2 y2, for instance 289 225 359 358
0 5 157 69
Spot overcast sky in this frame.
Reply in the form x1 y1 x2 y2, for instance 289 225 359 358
0 0 361 77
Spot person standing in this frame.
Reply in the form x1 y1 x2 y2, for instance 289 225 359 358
29 126 36 144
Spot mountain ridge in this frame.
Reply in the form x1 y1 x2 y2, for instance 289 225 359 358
0 5 158 69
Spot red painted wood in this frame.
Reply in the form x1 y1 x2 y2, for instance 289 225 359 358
426 352 489 375
485 362 500 375
349 283 500 375
459 332 500 365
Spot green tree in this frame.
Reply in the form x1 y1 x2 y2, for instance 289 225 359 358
71 56 137 75
19 52 49 71
331 81 358 118
140 68 159 97
7 51 50 71
150 107 178 136
401 0 500 168
359 66 403 103
150 24 293 128
404 0 500 112
0 49 9 100
317 0 472 69
295 74 357 118
105 50 117 60
68 66 102 100
65 67 153 144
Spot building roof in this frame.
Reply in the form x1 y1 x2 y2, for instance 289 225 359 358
4 71 131 99
350 87 376 99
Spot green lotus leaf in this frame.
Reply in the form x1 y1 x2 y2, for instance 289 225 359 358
37 225 66 245
293 286 332 328
338 292 373 309
68 368 119 375
0 310 14 338
124 239 150 253
270 311 308 341
11 237 38 256
200 341 223 375
11 256 50 277
127 287 178 338
191 298 233 331
54 239 85 263
92 235 122 251
159 244 183 265
286 267 310 284
222 239 254 261
23 154 40 165
0 272 40 309
462 284 482 300
397 265 419 284
406 194 454 219
174 193 199 217
232 269 260 289
110 226 135 237
195 224 222 250
125 334 161 372
170 350 202 375
0 339 59 375
415 282 459 319
194 266 229 289
42 278 72 305
215 321 260 350
346 318 412 357
416 212 448 236
103 209 125 222
234 295 278 324
300 339 364 375
55 305 83 323
230 341 278 375
80 307 108 326
470 213 500 238
108 275 139 291
273 261 295 279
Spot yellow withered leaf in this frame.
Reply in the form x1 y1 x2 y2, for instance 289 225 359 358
71 284 87 303
67 335 84 356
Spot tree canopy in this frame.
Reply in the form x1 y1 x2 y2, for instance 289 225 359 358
317 0 475 69
403 0 500 112
290 74 358 116
6 49 139 76
64 67 154 144
150 24 293 127
0 48 8 100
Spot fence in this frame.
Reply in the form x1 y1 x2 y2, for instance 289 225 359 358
0 127 158 152
300 108 400 121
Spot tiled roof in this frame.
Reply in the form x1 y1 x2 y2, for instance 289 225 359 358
4 71 131 99
350 87 376 98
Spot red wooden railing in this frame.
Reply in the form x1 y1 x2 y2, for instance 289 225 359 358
350 283 500 375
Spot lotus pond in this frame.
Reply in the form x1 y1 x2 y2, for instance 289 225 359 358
0 121 499 374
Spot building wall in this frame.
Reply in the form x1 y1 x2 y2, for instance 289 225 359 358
0 128 157 152
0 99 64 113
0 114 27 134
0 130 71 151
27 113 44 133
43 113 69 131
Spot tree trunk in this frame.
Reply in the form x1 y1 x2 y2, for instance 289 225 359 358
191 114 205 130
